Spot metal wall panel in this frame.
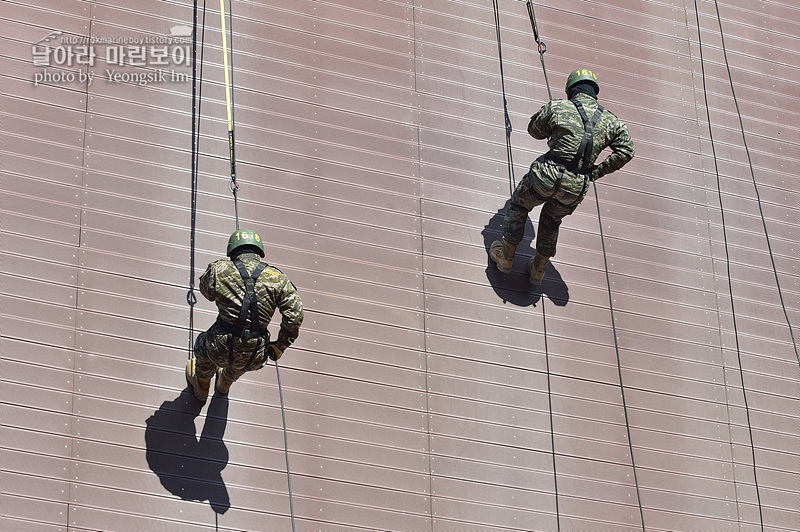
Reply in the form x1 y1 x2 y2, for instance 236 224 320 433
1 3 90 529
1 0 798 530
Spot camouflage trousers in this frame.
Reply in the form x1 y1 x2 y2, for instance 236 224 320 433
503 168 587 257
193 322 270 389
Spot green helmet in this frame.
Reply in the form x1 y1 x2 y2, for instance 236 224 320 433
565 68 599 95
227 228 265 258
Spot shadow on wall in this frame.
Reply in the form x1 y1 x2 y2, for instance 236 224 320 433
483 200 570 307
145 389 231 515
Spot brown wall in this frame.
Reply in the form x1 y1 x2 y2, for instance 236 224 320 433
1 0 798 530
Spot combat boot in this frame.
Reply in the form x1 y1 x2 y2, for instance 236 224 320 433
185 359 211 402
489 239 518 274
527 251 551 285
215 367 232 395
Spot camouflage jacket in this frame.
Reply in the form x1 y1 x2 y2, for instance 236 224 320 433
200 252 304 350
527 93 635 195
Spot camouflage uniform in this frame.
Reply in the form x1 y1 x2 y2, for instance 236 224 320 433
504 92 635 257
194 251 303 389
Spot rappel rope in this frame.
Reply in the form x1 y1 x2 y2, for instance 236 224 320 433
541 302 560 530
491 0 517 194
219 0 240 230
711 2 797 366
693 2 767 529
582 73 648 532
590 186 646 532
493 3 559 524
186 1 296 527
188 0 208 361
274 360 296 532
218 0 296 527
498 2 646 529
523 0 552 101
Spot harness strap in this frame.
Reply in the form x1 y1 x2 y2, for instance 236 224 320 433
529 169 583 209
226 332 266 370
570 99 604 174
550 170 564 198
233 259 267 338
223 259 270 368
549 100 604 174
539 100 604 208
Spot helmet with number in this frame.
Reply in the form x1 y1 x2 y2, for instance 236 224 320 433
227 228 265 258
565 68 599 95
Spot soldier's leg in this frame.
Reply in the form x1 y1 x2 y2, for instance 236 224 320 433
193 330 226 380
490 172 543 272
526 199 577 285
215 362 241 395
215 338 269 395
186 331 216 401
535 196 582 257
504 172 543 245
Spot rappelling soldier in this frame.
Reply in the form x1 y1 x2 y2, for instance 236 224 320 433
489 68 635 284
186 229 304 402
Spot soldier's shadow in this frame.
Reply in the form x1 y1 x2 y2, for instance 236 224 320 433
483 201 570 307
144 389 231 515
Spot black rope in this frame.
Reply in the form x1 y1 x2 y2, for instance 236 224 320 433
523 0 552 101
542 301 560 530
694 3 766 529
514 8 561 514
188 0 207 360
592 182 646 531
712 2 797 366
491 0 517 195
490 14 556 518
516 1 645 525
274 360 296 532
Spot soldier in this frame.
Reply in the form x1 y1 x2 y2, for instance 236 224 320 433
489 68 635 284
186 229 304 402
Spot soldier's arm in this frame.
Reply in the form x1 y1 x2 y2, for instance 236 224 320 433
595 121 635 178
275 277 304 351
527 100 556 139
198 262 219 301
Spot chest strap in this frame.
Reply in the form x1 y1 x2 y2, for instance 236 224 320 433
549 100 604 175
233 259 268 340
541 100 604 206
569 99 604 175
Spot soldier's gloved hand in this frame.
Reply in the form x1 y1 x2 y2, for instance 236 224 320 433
266 342 284 361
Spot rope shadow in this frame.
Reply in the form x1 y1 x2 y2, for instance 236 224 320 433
145 389 231 515
482 200 570 307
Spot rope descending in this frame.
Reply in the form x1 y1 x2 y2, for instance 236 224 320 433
492 0 517 194
188 0 207 360
274 361 296 532
511 1 646 527
524 0 552 101
710 2 797 366
187 2 296 527
219 0 240 229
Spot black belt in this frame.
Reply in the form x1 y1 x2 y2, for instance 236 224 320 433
215 318 270 370
214 318 268 341
548 152 577 173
